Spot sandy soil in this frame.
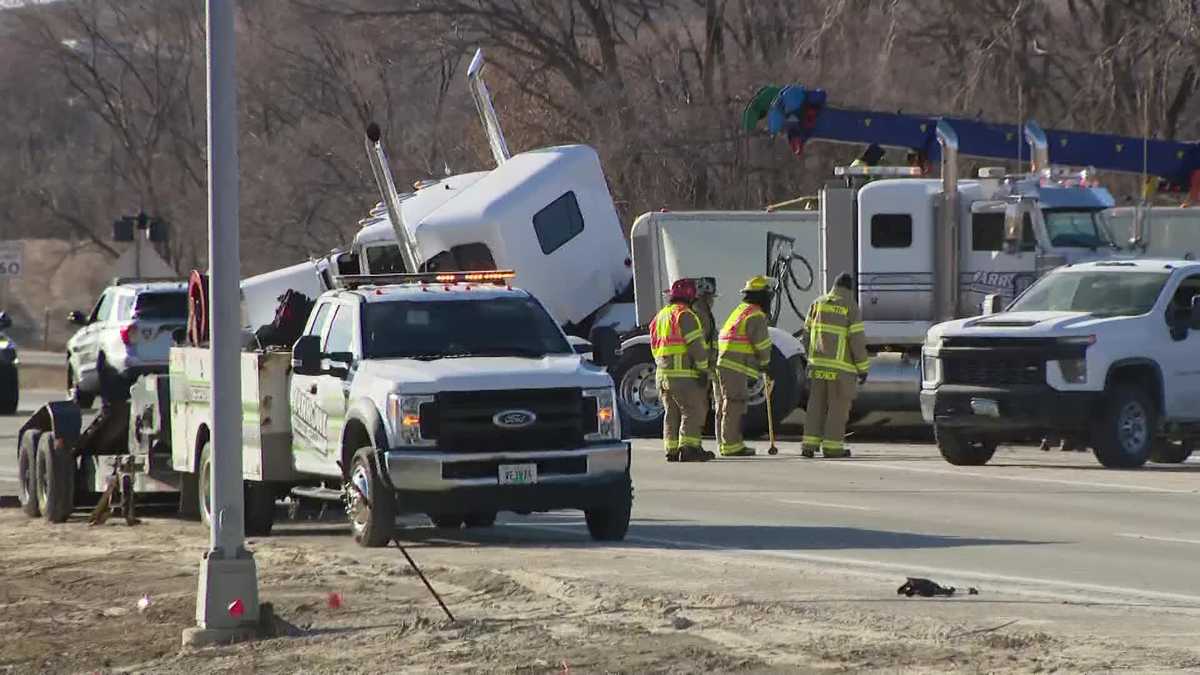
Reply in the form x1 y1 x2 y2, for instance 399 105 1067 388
3 508 1200 674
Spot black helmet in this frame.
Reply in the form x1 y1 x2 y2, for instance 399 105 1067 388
835 272 854 291
861 144 884 165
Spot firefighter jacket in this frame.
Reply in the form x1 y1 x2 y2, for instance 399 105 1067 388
716 302 772 378
804 286 869 378
650 303 709 381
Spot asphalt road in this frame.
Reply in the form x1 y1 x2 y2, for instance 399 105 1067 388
4 388 1200 607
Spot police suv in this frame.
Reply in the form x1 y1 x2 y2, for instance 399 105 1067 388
922 259 1200 469
287 270 631 546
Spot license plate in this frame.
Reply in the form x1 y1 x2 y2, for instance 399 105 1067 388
498 463 537 485
969 398 1000 418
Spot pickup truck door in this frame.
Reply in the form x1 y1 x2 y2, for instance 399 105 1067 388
1162 273 1200 420
315 303 356 468
71 290 116 379
290 301 334 474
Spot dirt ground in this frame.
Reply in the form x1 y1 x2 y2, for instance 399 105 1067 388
3 507 1200 675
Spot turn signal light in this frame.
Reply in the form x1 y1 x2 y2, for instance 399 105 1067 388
401 413 421 428
597 406 614 423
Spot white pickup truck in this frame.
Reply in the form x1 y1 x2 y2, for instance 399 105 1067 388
921 259 1200 468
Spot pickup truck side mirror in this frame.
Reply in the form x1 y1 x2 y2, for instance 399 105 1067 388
68 310 88 326
0 312 12 331
292 335 324 376
588 325 620 369
981 294 1004 316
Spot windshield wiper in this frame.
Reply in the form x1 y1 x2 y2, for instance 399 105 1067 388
471 346 551 358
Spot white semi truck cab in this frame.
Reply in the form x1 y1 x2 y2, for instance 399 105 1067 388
921 259 1200 468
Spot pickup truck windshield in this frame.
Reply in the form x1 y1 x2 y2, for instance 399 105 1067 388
1009 270 1168 316
1042 209 1111 249
362 297 571 359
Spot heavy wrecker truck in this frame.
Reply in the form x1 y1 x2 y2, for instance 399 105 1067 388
13 268 631 545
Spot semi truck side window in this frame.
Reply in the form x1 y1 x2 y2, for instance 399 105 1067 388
307 302 332 337
870 214 913 248
972 213 1004 251
533 191 585 254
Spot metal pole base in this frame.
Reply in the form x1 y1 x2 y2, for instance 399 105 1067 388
185 547 261 646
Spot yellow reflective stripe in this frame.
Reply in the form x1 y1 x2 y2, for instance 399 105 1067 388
822 440 844 450
811 322 847 335
718 360 761 378
815 302 848 315
835 333 847 362
809 368 838 380
802 435 822 445
720 343 757 354
855 360 870 372
849 322 865 334
653 344 687 355
658 368 702 378
753 338 772 351
683 328 704 343
809 357 857 374
664 439 680 450
719 442 746 452
679 434 703 444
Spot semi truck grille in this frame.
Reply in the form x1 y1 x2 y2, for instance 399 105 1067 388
943 355 1046 386
421 388 586 452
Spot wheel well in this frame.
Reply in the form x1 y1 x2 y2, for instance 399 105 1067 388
1106 363 1163 412
341 419 373 480
194 424 210 472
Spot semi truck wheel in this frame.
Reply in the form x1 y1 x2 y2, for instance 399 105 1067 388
611 345 663 437
1092 385 1154 469
935 427 997 466
35 433 75 523
349 447 395 548
584 475 633 542
1149 440 1192 464
18 430 42 517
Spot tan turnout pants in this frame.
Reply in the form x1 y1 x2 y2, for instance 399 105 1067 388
802 370 857 457
715 369 751 455
660 378 708 456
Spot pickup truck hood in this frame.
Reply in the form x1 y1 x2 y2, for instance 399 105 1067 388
931 310 1128 339
366 355 612 393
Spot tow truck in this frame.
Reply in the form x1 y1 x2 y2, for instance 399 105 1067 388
14 270 631 546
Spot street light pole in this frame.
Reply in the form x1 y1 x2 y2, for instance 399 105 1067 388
183 0 260 646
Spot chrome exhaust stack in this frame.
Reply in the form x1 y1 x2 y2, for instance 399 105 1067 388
467 48 511 167
364 123 424 274
935 119 960 322
1024 121 1050 174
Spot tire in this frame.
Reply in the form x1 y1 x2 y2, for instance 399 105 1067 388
68 365 95 410
611 344 662 437
743 348 799 438
197 441 214 528
585 475 633 542
0 365 18 415
348 447 395 548
35 433 75 523
935 427 998 466
429 514 464 529
1092 385 1154 469
178 471 200 520
17 430 42 518
463 512 497 528
244 481 276 537
1150 440 1192 464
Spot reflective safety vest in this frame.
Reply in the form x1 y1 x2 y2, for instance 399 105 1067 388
650 303 708 380
717 302 772 378
805 288 870 377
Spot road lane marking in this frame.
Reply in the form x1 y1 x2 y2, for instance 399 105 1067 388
509 522 1200 608
776 498 876 512
1116 533 1200 546
829 462 1198 494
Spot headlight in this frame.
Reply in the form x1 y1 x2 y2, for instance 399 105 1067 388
387 393 435 447
583 387 620 441
1057 358 1087 384
921 354 942 389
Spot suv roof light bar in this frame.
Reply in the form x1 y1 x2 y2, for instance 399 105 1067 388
111 276 186 286
335 269 516 289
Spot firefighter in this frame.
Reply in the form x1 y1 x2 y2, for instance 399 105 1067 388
651 279 713 463
715 276 774 457
801 272 869 458
691 277 719 422
851 143 885 168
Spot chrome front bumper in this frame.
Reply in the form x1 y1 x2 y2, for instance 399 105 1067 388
383 442 630 492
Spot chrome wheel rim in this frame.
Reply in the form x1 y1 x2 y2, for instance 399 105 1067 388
619 363 662 422
1118 401 1148 455
350 464 371 534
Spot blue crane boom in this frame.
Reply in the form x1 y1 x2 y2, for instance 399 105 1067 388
743 85 1200 196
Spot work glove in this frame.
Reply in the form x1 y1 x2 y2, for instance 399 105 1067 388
858 372 868 385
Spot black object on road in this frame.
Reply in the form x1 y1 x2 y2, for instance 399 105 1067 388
897 577 980 597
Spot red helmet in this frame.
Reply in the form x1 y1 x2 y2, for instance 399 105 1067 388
665 278 698 302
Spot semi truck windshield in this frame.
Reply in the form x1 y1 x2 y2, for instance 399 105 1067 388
1009 270 1168 316
1042 209 1112 249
